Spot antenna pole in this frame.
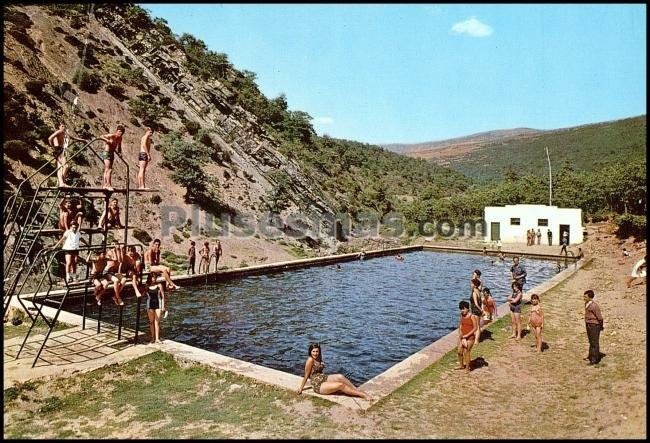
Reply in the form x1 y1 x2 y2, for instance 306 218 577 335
545 146 552 206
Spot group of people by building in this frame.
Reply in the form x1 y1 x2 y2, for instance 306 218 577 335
526 228 542 246
523 228 568 248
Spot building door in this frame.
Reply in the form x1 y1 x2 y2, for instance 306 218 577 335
559 224 570 244
490 222 500 241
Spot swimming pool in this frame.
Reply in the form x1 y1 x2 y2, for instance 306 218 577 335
131 250 557 385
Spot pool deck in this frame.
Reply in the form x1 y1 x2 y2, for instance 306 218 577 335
6 244 585 410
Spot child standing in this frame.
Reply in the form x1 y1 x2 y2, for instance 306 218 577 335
479 287 497 332
141 274 166 344
457 300 478 373
187 240 196 275
507 280 523 339
527 294 544 352
199 241 210 274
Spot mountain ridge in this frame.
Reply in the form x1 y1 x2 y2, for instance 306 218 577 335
381 127 542 154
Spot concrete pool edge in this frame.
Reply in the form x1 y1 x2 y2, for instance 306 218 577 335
6 296 369 410
24 244 572 300
23 245 422 300
12 248 587 411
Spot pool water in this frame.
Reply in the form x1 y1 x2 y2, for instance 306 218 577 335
146 251 557 384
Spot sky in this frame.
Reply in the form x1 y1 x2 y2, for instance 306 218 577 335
142 4 647 145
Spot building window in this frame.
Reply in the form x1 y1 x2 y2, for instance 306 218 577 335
538 218 548 226
510 218 520 226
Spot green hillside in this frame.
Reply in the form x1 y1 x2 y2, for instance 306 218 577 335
275 136 471 217
444 115 646 182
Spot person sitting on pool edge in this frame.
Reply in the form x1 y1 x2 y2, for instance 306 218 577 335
297 342 371 400
144 239 180 290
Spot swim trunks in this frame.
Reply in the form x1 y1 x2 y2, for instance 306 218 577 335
138 151 150 162
101 150 114 161
53 147 65 159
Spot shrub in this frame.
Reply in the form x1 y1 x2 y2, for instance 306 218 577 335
128 95 169 127
129 117 141 127
77 45 100 67
196 129 213 146
63 34 84 50
105 83 126 99
4 9 34 29
25 80 46 96
614 213 646 241
158 132 209 200
76 123 93 140
3 140 31 161
8 28 37 49
184 120 200 135
172 233 182 243
150 195 162 204
56 81 72 96
69 15 84 30
132 228 152 245
72 70 102 93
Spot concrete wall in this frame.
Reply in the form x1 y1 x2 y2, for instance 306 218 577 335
484 204 583 245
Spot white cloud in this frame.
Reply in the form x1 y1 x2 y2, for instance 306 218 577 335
313 117 334 125
451 17 493 37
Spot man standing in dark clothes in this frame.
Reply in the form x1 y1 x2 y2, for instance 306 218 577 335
583 289 604 365
547 228 552 246
510 256 527 290
187 240 196 275
560 231 569 255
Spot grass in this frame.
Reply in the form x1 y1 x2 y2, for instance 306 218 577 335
286 244 312 259
3 351 339 439
3 313 74 341
161 250 188 272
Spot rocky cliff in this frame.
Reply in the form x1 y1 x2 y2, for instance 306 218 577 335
3 4 339 256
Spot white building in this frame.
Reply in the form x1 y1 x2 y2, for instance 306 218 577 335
484 204 583 245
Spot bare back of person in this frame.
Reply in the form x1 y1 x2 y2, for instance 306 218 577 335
50 127 66 153
91 256 108 279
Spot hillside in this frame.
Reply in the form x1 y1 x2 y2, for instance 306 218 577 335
391 116 646 183
382 128 541 155
2 4 469 263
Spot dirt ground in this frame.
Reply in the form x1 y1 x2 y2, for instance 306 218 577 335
3 222 647 438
